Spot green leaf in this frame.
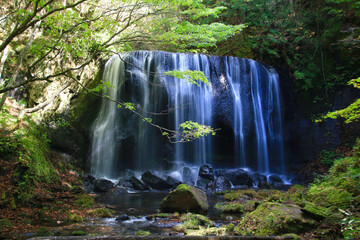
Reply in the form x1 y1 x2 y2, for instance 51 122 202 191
165 70 210 87
123 102 136 111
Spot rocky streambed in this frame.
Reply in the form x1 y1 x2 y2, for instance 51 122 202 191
27 183 343 240
20 161 356 239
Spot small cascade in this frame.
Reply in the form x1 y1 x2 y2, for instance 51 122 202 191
90 51 284 179
90 55 126 179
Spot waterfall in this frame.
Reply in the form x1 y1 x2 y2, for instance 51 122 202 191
90 55 126 178
90 51 284 179
163 53 213 166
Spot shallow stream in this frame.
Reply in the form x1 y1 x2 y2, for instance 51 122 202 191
38 192 239 237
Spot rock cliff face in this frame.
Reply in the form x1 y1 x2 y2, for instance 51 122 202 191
23 61 104 169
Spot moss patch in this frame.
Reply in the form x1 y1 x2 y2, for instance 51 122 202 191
36 227 52 236
67 212 84 222
174 213 215 233
234 202 318 236
0 103 59 203
301 202 331 220
307 185 353 209
74 194 95 209
215 202 245 213
223 190 255 201
0 219 12 229
87 208 113 218
136 230 151 236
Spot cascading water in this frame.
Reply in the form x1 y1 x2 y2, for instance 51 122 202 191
164 53 213 166
90 51 284 179
225 57 284 174
90 55 126 178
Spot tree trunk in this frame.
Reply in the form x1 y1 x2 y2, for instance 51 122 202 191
0 46 9 79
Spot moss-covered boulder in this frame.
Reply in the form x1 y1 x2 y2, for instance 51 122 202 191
301 202 331 220
307 185 353 208
174 213 220 236
215 200 259 213
160 184 209 213
234 202 318 236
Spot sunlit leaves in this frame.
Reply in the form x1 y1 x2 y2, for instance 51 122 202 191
123 102 136 110
89 81 114 94
160 21 245 50
317 77 360 123
1 0 230 144
179 120 216 141
165 70 210 87
143 117 152 123
183 6 227 20
160 120 216 143
147 0 245 52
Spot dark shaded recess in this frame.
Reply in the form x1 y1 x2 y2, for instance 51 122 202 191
275 65 360 183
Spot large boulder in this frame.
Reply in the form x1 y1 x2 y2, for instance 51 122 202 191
196 177 213 192
234 202 318 236
269 175 283 185
198 164 214 181
93 178 115 193
257 175 270 189
214 176 232 190
106 187 128 197
215 169 254 188
141 171 172 190
160 184 209 213
123 176 150 191
82 175 96 193
124 169 135 180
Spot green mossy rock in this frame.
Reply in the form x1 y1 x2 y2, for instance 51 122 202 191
215 200 259 213
215 202 245 213
160 184 209 213
301 202 331 220
87 207 113 218
223 190 256 201
307 185 353 208
174 213 216 235
234 202 318 236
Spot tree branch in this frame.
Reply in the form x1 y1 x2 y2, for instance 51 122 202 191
0 21 41 110
0 0 86 53
19 81 71 118
0 58 93 94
